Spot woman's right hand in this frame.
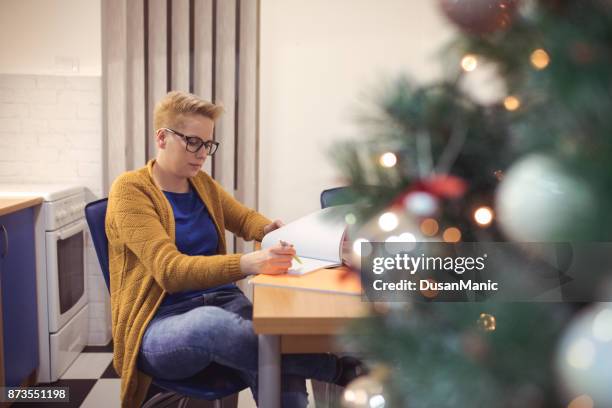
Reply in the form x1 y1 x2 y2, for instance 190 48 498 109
239 243 296 275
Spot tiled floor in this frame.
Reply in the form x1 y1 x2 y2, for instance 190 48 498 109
12 341 316 407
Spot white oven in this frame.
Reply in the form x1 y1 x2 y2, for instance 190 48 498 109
0 184 88 383
46 218 87 332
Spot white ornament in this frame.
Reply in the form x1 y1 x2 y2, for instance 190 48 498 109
496 154 597 241
556 303 612 406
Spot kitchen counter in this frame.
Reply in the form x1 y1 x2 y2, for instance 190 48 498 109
0 197 43 217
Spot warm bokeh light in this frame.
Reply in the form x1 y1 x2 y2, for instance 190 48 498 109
567 394 594 408
420 278 439 299
503 95 521 111
443 227 462 242
478 313 496 332
530 48 550 70
420 218 439 236
378 212 399 232
343 388 368 405
474 206 494 226
379 152 397 168
461 54 479 72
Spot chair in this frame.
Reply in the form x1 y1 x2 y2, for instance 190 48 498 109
318 187 358 405
320 186 353 209
85 198 247 408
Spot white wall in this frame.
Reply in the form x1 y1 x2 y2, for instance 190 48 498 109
0 75 102 192
259 0 454 222
0 0 101 76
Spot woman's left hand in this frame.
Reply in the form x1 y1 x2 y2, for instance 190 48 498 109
263 219 285 235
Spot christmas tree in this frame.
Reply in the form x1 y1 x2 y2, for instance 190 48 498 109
333 1 612 407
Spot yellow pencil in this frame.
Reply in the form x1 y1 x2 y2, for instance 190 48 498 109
280 240 303 264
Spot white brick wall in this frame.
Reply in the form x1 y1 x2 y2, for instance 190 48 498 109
0 73 110 346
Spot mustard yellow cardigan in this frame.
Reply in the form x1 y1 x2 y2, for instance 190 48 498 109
105 159 271 407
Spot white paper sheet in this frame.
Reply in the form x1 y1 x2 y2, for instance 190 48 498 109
287 257 340 275
261 206 349 274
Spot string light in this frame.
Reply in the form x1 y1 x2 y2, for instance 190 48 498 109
461 54 479 72
443 227 462 242
478 313 496 332
421 278 438 299
369 394 386 408
386 232 417 253
379 152 397 168
378 212 399 232
530 48 550 70
404 192 438 217
503 95 521 111
494 170 504 181
343 389 357 402
385 233 416 242
352 238 371 257
567 395 594 408
474 206 494 226
420 218 439 236
345 213 357 225
384 235 401 255
343 389 368 405
398 232 416 242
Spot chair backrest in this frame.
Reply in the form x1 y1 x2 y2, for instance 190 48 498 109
320 186 352 209
84 198 110 292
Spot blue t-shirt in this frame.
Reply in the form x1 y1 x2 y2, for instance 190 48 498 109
161 184 235 306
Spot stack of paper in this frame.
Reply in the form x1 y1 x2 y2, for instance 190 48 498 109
261 206 348 275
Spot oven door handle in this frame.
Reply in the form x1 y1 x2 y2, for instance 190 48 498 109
57 219 86 240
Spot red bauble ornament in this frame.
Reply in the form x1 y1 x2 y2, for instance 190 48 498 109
415 174 468 199
389 174 467 211
439 0 520 35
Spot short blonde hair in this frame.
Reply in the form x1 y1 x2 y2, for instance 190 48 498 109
153 91 223 130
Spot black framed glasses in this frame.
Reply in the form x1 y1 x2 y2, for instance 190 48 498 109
162 128 220 156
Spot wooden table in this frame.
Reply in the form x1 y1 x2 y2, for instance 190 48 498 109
251 267 366 408
0 197 43 217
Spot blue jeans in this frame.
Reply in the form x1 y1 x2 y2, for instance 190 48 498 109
137 286 338 407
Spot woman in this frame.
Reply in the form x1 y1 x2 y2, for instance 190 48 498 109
106 91 362 407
